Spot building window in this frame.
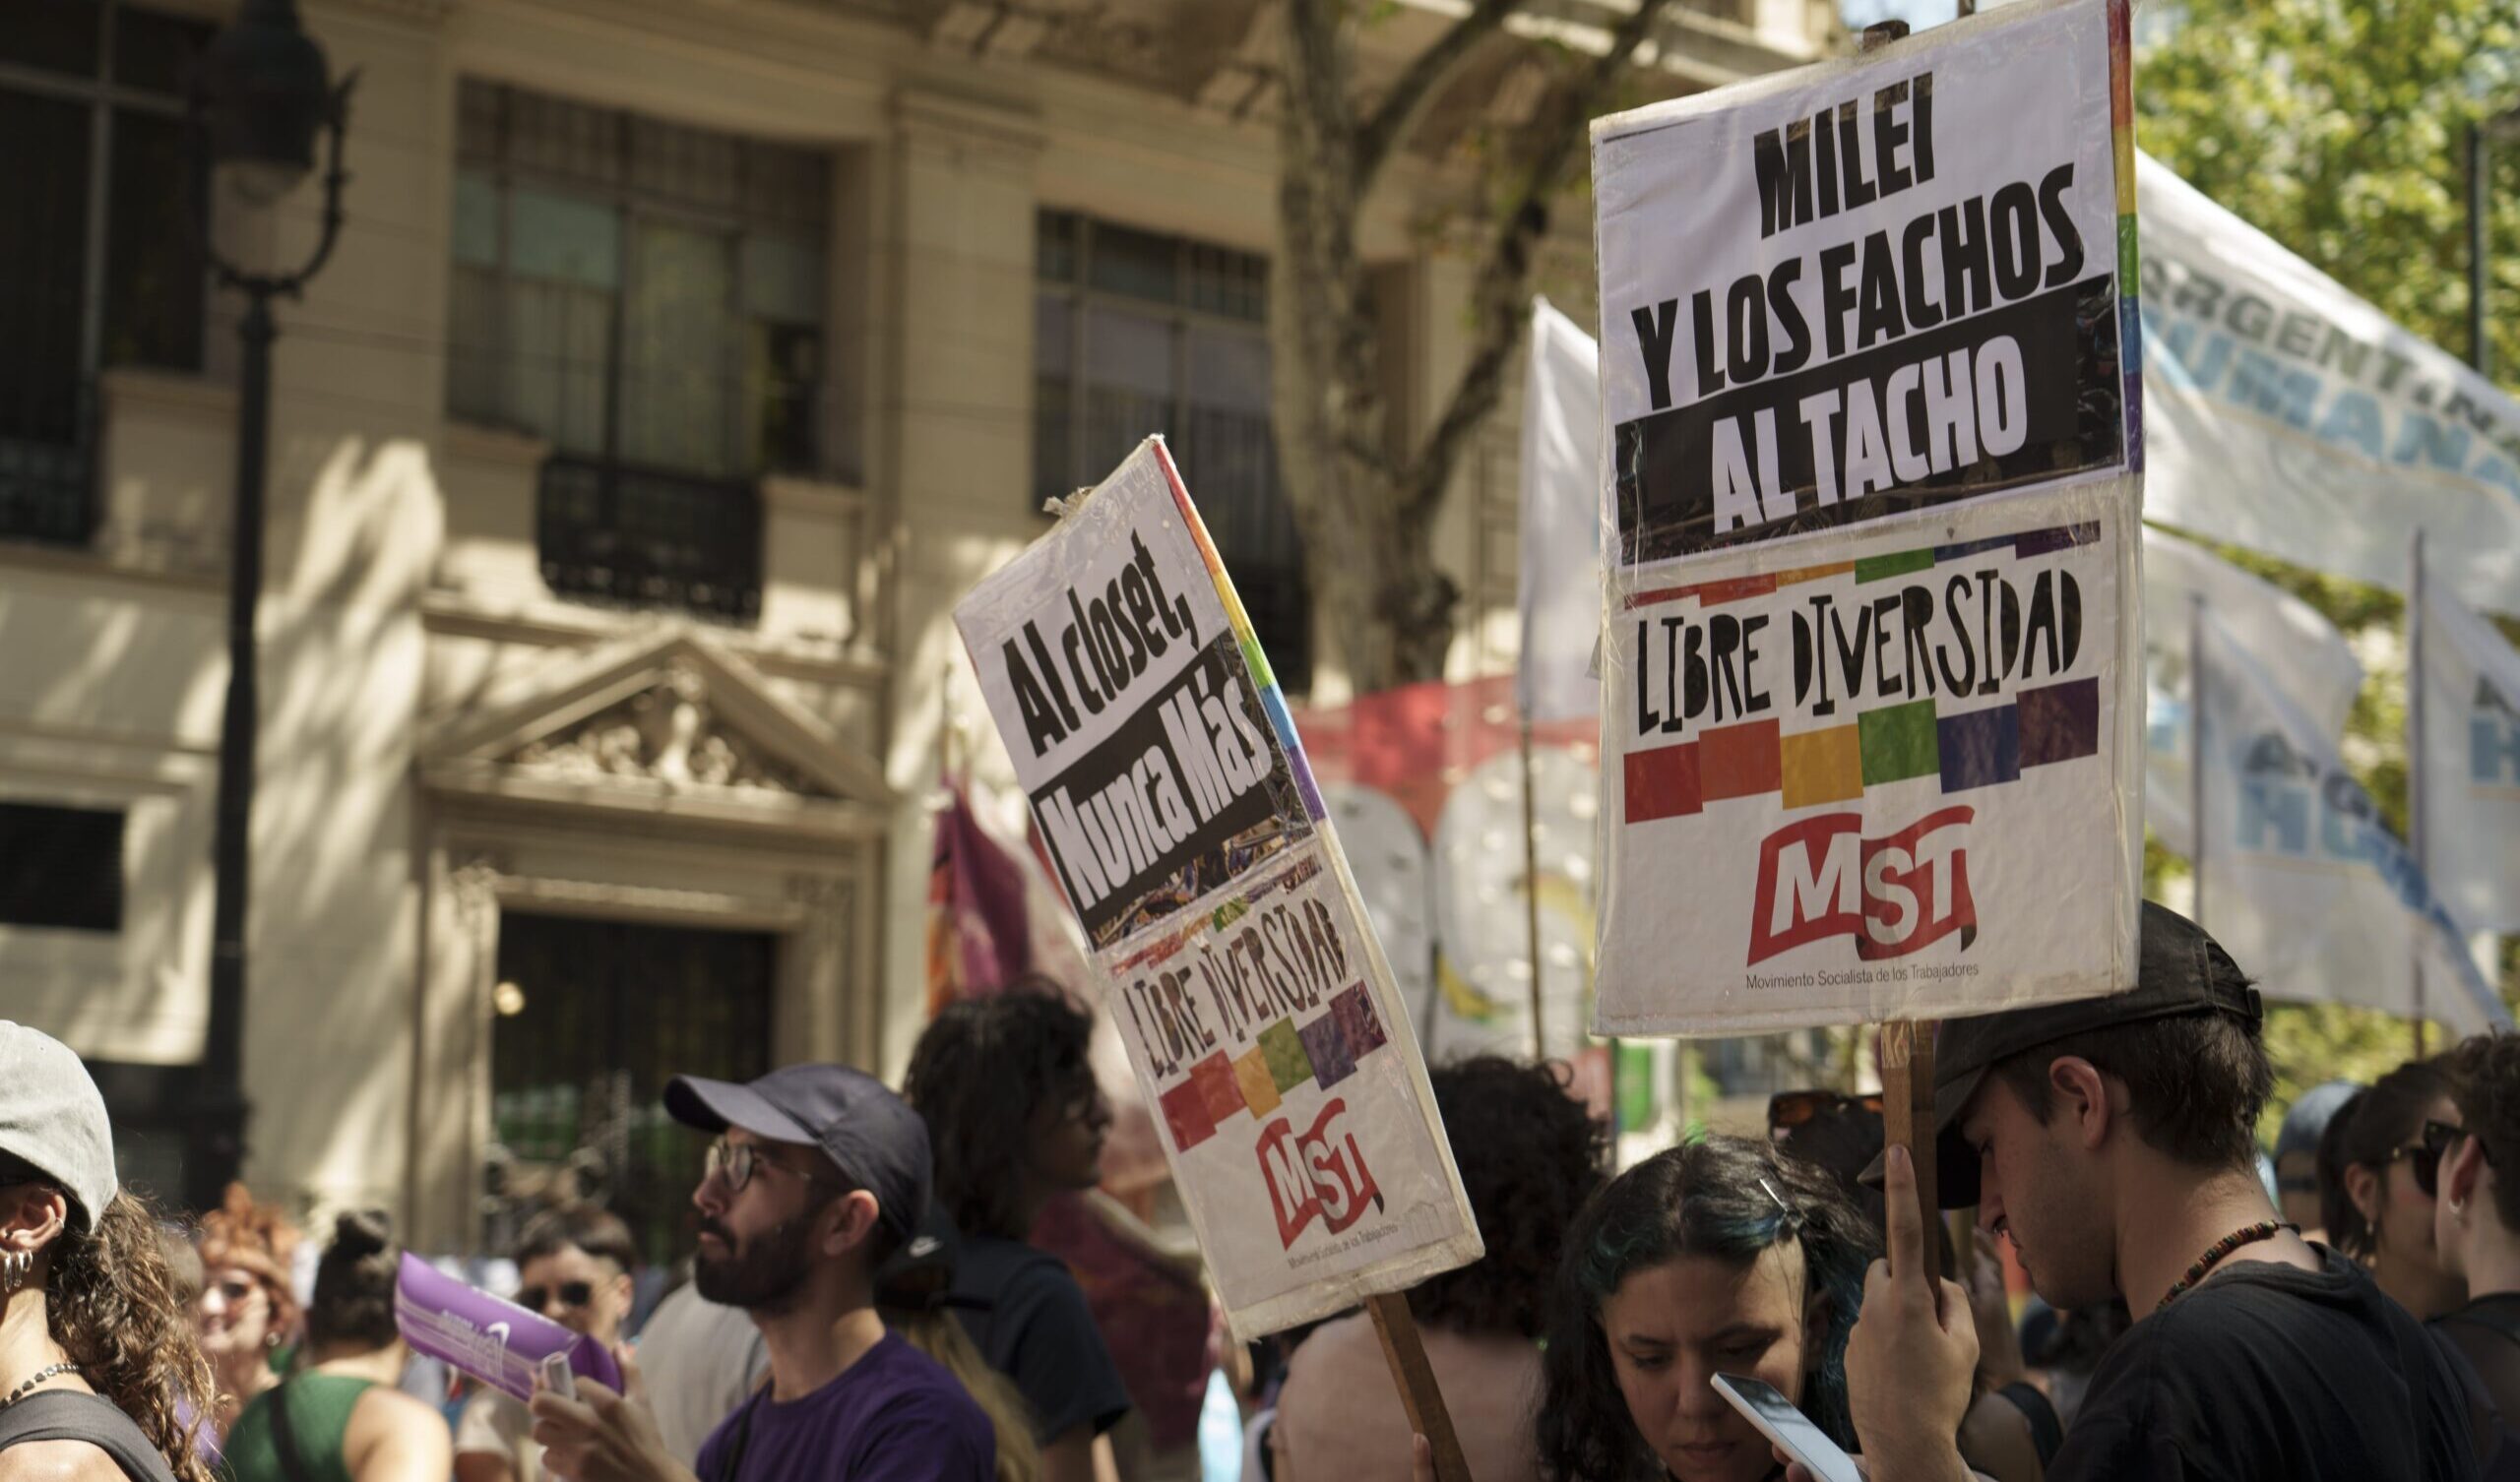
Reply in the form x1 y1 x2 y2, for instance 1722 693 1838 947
449 81 832 623
0 1 211 547
0 802 124 933
1035 211 1311 691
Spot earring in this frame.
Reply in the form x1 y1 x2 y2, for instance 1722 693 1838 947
1 1251 29 1295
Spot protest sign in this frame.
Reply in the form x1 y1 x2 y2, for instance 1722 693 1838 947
394 1255 624 1402
2194 613 2510 1033
2139 154 2520 614
1589 0 2144 1036
2414 547 2520 932
954 439 1481 1344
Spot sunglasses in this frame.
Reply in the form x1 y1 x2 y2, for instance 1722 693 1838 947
517 1281 596 1312
2408 1119 2494 1200
1768 1090 1885 1134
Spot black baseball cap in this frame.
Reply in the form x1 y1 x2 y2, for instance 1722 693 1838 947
665 1064 931 1244
1868 901 2263 1208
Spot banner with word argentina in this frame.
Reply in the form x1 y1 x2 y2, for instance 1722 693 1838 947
953 438 1480 1340
1588 0 2144 1033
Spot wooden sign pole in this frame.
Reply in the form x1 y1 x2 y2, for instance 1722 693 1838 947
1364 1291 1472 1482
1878 1020 1938 1282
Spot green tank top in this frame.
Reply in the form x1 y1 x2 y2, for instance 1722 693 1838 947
221 1374 376 1482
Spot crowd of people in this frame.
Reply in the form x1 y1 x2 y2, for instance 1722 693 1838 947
4 899 2520 1481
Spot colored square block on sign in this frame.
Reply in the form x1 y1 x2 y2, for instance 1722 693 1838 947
1701 719 1783 801
1258 1018 1313 1093
1191 1051 1244 1125
1297 1014 1358 1088
1232 1049 1283 1118
1625 741 1702 824
1159 1077 1217 1153
1859 700 1941 786
1783 725 1864 809
1331 983 1390 1061
2019 677 2102 768
1938 706 2022 792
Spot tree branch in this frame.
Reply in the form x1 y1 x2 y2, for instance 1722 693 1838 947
1398 0 1680 525
1355 0 1525 192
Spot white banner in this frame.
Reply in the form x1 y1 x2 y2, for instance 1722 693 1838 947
952 440 1480 1339
2195 613 2509 1032
2139 152 2520 615
2142 527 2362 855
2418 560 2520 930
1588 0 2143 1033
1519 297 1606 723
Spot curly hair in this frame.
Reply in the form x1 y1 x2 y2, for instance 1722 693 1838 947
1411 1057 1607 1339
2444 1034 2520 1234
47 1189 220 1482
195 1182 303 1342
1537 1135 1878 1482
903 980 1096 1241
2320 1058 2455 1262
305 1210 402 1353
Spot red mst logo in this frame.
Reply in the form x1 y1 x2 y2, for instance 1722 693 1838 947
1747 806 1977 964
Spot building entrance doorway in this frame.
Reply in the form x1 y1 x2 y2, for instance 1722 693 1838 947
489 912 775 1266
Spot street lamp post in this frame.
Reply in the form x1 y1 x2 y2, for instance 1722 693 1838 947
188 0 354 1210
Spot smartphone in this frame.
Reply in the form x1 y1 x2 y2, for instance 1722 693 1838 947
1711 1374 1862 1482
536 1351 578 1402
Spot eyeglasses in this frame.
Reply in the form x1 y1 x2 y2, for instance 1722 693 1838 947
517 1280 595 1312
1768 1090 1884 1135
705 1138 842 1196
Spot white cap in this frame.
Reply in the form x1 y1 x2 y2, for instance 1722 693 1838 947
0 1022 119 1232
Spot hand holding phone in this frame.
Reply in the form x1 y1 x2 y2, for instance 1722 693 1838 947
1711 1374 1862 1482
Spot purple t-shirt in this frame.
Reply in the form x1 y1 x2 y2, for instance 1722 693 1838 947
694 1333 994 1482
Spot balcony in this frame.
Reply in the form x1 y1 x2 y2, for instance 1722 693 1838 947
537 454 763 624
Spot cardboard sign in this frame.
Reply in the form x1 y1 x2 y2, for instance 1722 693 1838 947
1589 0 2144 1032
955 440 1480 1339
1593 0 2139 568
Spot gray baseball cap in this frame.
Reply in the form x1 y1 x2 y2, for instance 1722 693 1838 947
0 1023 118 1232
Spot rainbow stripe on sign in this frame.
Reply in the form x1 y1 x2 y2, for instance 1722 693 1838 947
1623 524 2102 826
1155 984 1391 1153
2109 0 2144 472
1153 443 1329 824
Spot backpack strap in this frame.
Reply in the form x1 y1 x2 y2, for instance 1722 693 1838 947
0 1390 175 1482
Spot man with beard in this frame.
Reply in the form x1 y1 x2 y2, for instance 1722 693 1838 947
531 1066 994 1482
1784 903 2479 1482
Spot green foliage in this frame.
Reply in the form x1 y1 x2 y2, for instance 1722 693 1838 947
2135 0 2520 389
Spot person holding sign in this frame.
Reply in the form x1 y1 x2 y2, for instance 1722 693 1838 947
1796 904 2480 1482
1536 1136 1878 1482
528 1065 994 1482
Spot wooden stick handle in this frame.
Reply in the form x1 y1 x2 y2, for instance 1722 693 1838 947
1364 1291 1471 1482
1878 1019 1939 1279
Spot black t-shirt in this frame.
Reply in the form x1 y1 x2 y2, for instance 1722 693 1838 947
2049 1249 2479 1482
949 1234 1132 1446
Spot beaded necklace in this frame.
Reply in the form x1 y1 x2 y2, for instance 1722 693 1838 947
2155 1220 2298 1313
0 1362 80 1410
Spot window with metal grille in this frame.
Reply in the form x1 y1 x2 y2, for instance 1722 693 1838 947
0 1 211 547
1035 211 1312 692
0 802 124 932
449 81 833 622
488 913 776 1266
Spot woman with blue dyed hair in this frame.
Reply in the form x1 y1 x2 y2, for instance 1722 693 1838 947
1536 1135 1876 1482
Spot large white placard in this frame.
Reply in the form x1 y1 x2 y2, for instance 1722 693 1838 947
1589 0 2143 1033
953 440 1480 1339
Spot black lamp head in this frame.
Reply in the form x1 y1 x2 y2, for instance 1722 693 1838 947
195 0 334 205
